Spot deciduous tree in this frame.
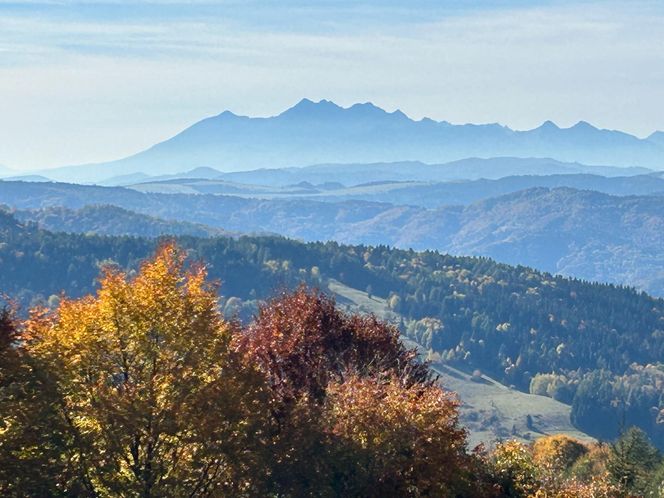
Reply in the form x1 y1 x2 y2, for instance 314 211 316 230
20 243 271 497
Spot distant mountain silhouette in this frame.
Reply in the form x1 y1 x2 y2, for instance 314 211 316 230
2 174 51 183
213 157 651 187
40 99 664 182
99 157 651 188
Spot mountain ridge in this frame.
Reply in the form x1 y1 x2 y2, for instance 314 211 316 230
99 157 652 188
2 179 664 296
35 99 664 182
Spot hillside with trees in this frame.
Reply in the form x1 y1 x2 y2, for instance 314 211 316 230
2 210 664 451
2 181 664 296
3 243 664 496
11 205 230 238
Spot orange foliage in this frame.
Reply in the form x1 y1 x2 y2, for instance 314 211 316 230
491 437 620 498
532 434 588 473
324 376 480 496
1 244 625 497
20 243 271 496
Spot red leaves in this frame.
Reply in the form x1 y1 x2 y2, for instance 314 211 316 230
234 285 482 496
236 285 433 407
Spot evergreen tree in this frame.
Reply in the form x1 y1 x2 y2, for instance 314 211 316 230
607 427 662 495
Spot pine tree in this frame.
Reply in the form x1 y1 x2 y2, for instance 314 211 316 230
607 427 662 495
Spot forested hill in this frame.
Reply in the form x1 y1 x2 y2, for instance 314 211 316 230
3 180 664 296
12 205 230 238
1 209 664 448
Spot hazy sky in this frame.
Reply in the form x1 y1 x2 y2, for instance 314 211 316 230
1 0 664 170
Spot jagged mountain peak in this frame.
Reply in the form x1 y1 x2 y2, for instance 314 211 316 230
277 99 411 122
37 100 664 182
279 98 343 118
215 110 240 119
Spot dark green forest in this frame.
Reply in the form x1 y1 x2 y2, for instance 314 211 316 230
1 209 663 449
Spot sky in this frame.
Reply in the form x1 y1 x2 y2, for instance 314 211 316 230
1 0 664 171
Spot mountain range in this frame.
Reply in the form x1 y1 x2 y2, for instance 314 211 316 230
35 99 664 182
125 171 664 208
98 157 651 188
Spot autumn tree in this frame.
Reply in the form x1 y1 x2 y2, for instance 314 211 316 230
324 376 483 497
237 286 431 405
236 286 481 496
489 438 620 498
0 305 79 495
10 244 271 497
532 434 588 475
491 440 540 497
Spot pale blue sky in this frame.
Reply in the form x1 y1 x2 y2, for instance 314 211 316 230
1 0 663 170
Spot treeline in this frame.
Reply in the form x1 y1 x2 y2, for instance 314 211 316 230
12 205 228 238
3 244 664 497
1 209 664 447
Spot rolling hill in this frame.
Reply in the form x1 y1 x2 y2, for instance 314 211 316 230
10 205 232 238
3 180 664 296
126 172 664 208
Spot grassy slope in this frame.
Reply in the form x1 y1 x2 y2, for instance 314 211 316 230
327 279 594 448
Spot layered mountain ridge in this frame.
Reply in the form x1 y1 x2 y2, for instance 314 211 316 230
2 179 664 296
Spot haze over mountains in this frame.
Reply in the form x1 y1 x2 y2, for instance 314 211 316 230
125 171 664 208
4 97 663 297
0 164 14 177
14 87 661 307
103 157 652 188
35 99 664 183
4 96 664 467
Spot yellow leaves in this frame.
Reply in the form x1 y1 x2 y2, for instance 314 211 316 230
492 440 541 496
489 437 623 498
16 242 269 496
532 434 588 473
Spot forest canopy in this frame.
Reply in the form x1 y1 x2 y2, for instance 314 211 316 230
2 209 664 448
3 243 664 496
0 244 481 497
